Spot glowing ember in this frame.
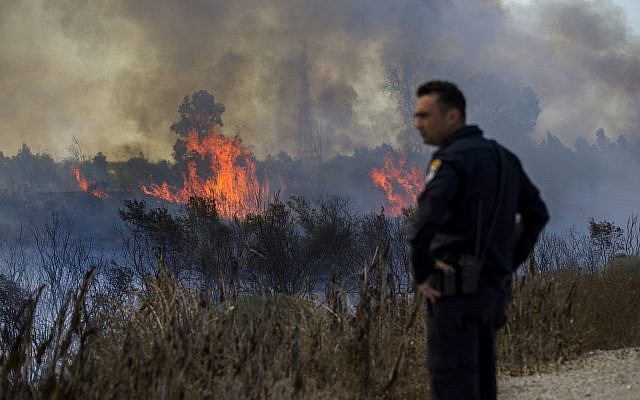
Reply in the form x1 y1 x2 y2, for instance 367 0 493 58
142 126 268 218
370 152 425 216
70 167 109 199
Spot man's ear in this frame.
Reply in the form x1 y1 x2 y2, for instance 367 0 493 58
446 108 461 125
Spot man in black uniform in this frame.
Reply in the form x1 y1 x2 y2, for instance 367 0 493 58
410 81 549 400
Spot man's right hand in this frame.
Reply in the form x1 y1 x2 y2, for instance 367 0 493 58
417 279 441 304
416 259 454 304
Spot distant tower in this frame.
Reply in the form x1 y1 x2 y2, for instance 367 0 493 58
296 48 322 159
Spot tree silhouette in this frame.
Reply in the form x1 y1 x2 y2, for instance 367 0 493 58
171 90 226 167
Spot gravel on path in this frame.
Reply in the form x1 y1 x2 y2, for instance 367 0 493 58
499 348 640 400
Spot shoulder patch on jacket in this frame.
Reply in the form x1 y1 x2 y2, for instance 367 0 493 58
426 158 442 184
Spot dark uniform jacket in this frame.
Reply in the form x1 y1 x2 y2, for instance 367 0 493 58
410 125 549 284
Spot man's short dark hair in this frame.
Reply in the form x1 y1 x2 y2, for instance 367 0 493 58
416 81 466 121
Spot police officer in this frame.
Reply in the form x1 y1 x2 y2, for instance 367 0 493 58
410 81 549 400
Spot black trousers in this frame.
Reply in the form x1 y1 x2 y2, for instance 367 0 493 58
426 283 507 400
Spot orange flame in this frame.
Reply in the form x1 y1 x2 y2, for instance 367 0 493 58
70 167 109 199
142 127 268 218
370 152 425 216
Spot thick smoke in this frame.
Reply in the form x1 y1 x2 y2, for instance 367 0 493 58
1 0 639 159
506 0 640 144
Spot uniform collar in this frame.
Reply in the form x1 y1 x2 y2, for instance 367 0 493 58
438 125 483 150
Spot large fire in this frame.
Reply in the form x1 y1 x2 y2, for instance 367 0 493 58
141 126 268 218
70 167 109 199
68 122 423 218
370 152 425 216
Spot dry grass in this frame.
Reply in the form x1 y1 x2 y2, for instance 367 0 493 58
500 259 640 375
2 256 640 399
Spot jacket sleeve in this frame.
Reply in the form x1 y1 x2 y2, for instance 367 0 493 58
410 160 460 284
512 163 549 270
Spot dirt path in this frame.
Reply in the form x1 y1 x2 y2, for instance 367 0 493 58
499 348 640 399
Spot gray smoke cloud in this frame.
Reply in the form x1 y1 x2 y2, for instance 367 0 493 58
507 0 640 144
0 0 639 163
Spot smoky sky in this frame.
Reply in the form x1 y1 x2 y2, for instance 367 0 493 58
1 0 639 161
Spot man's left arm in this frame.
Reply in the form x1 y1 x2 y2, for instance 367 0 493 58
410 159 460 285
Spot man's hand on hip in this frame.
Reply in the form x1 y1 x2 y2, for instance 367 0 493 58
416 259 454 304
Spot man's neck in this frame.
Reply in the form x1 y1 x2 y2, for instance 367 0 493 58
439 124 466 144
436 124 472 149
